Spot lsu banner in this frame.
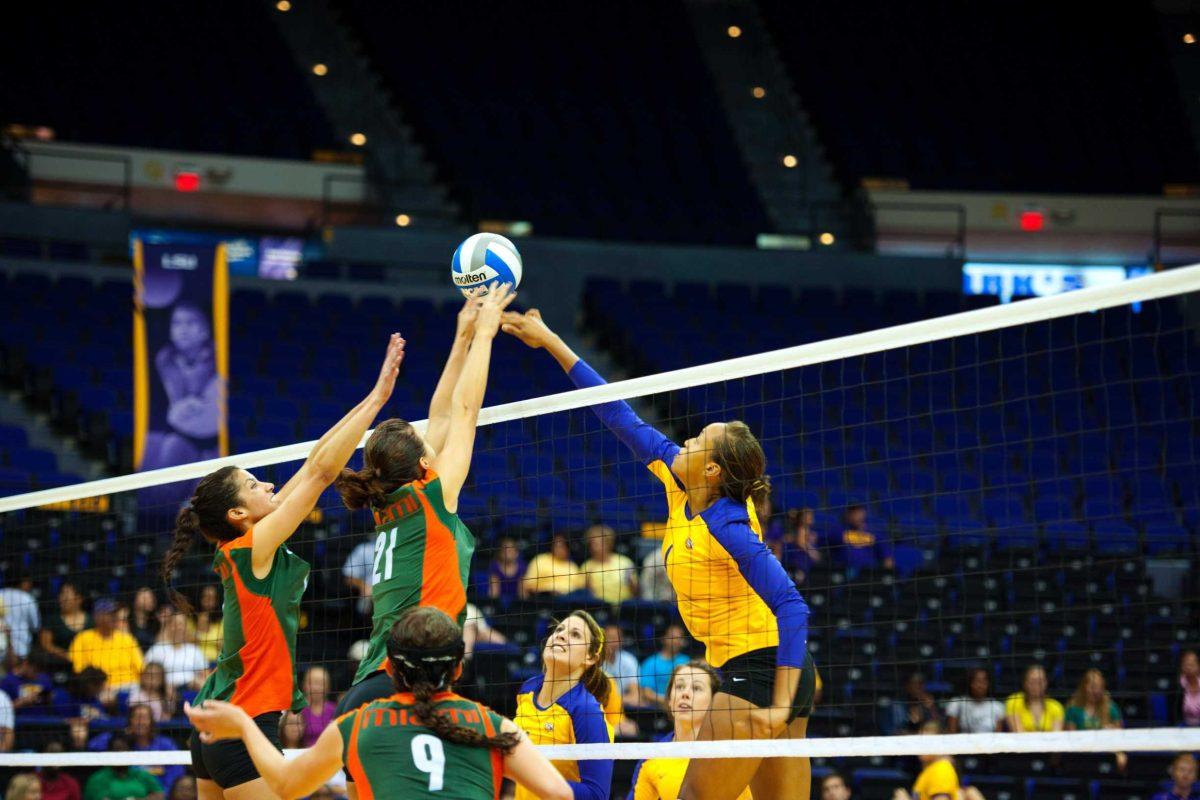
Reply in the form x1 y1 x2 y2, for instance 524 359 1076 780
133 237 229 476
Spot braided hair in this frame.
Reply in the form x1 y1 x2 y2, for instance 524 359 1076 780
388 607 519 753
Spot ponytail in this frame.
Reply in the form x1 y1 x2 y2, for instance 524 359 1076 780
712 421 771 518
162 465 242 615
409 677 520 754
162 507 201 614
333 467 392 511
336 419 427 511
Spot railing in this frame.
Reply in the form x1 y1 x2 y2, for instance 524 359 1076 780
319 172 457 229
804 199 967 258
869 201 967 259
1153 207 1200 266
19 145 132 211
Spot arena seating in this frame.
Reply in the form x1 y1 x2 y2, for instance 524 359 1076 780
0 4 334 159
757 1 1200 193
333 0 769 245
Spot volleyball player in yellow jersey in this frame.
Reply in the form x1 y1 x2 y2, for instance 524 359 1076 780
629 661 752 800
512 610 614 800
503 310 816 800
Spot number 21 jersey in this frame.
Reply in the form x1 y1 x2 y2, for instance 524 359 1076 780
352 470 475 686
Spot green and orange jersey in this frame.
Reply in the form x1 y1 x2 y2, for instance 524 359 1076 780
193 528 309 718
336 691 506 800
351 470 475 686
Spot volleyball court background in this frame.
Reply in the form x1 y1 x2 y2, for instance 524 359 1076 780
0 269 1197 797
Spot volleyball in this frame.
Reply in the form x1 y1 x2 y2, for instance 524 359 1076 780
450 233 523 297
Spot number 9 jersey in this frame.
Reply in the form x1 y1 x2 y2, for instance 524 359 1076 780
351 470 476 686
337 691 506 799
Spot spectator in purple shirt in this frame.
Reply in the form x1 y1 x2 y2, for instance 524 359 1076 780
0 657 52 715
781 507 822 584
299 666 337 748
1152 753 1200 800
487 536 527 603
1180 650 1200 726
832 505 894 572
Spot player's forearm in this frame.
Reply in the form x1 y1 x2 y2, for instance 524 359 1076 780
543 334 580 373
567 360 676 465
429 333 472 420
451 331 495 417
308 393 387 483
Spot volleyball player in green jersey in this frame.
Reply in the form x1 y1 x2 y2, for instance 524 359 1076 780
165 334 405 800
187 607 571 800
335 285 516 717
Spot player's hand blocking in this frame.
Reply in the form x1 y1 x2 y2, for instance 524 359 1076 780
501 308 555 348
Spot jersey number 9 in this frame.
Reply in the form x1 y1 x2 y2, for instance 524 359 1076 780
412 733 446 792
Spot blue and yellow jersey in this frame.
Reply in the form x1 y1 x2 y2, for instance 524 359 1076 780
569 359 810 670
627 733 752 800
513 674 613 800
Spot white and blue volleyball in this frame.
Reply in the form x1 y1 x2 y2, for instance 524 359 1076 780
450 233 523 297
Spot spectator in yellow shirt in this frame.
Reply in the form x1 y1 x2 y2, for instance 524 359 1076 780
893 722 960 800
521 533 585 597
1005 665 1064 732
68 598 144 691
582 525 637 607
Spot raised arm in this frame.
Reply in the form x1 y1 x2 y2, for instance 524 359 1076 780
501 309 677 466
425 294 481 454
251 334 404 573
433 285 517 510
186 700 343 800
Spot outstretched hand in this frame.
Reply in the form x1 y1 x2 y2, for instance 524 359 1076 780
456 290 482 338
371 332 406 403
500 308 556 349
473 283 518 338
185 700 250 744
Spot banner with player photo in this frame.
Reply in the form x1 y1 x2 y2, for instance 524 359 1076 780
133 235 229 480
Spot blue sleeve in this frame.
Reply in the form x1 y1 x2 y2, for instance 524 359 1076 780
567 360 679 467
709 514 810 668
567 697 614 800
626 760 645 800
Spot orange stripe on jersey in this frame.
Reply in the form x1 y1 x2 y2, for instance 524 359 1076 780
223 534 296 718
479 705 503 800
415 490 466 619
346 709 373 800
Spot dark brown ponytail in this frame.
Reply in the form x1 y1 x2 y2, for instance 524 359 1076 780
336 419 426 510
162 465 242 614
388 607 520 753
711 421 771 519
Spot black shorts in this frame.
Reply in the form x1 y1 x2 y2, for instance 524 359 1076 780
718 648 818 724
189 711 282 789
335 670 395 716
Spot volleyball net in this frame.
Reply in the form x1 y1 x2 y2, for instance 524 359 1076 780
0 265 1197 796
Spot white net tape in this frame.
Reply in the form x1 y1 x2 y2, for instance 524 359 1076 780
1 729 1197 767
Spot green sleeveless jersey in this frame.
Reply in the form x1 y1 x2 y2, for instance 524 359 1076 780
352 471 475 685
337 692 505 800
193 528 309 717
